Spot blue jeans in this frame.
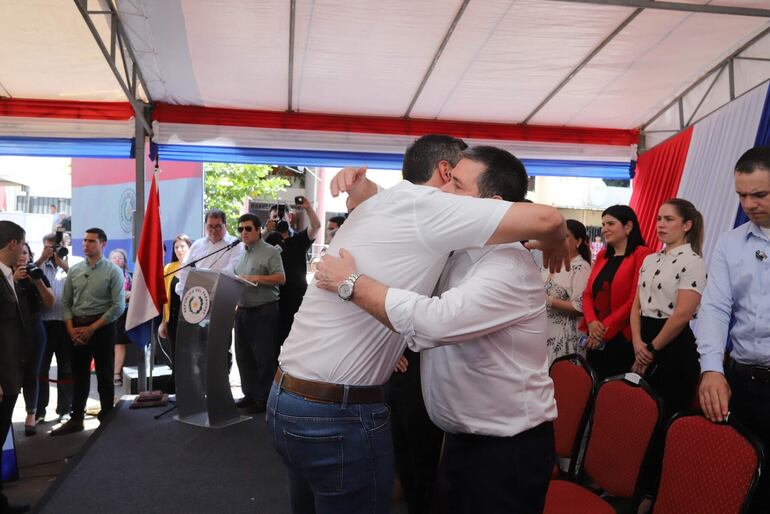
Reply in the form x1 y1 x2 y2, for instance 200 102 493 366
266 383 395 514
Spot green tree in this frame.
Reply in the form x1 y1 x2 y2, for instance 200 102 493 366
204 163 290 235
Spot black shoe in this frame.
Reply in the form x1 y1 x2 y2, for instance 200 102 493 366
239 400 266 414
49 418 84 436
24 424 36 436
2 503 31 513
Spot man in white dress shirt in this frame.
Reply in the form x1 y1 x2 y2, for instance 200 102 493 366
315 146 556 514
267 135 567 514
174 209 244 297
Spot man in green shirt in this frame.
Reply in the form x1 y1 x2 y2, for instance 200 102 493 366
52 227 125 435
234 213 285 413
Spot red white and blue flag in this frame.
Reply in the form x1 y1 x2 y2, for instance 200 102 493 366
126 172 167 347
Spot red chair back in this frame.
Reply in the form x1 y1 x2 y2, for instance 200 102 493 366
653 413 764 514
550 354 596 474
582 374 662 499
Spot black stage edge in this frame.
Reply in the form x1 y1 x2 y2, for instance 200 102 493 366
32 400 290 514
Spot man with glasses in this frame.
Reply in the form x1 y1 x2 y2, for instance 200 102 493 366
234 213 285 413
174 209 243 296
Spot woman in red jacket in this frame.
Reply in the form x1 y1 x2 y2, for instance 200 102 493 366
582 205 652 380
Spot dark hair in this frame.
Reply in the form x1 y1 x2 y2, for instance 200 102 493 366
43 232 57 243
238 213 262 230
22 242 33 263
171 234 193 263
0 220 25 249
328 216 346 227
402 134 468 185
566 219 591 264
85 227 107 243
735 146 770 174
205 209 227 224
663 198 704 256
601 205 646 257
462 146 528 202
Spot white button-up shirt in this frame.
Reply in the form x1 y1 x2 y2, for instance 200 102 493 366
174 234 244 296
386 243 557 437
279 181 510 386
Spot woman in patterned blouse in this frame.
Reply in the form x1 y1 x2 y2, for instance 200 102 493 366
630 198 706 420
543 220 592 364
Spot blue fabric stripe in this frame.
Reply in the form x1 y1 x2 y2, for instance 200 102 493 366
735 85 770 228
0 136 133 158
152 143 631 179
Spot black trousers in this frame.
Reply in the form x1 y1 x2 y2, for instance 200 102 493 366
37 320 73 417
438 422 555 514
70 322 115 422
386 351 443 514
587 333 635 381
726 360 770 514
0 392 19 501
234 302 279 403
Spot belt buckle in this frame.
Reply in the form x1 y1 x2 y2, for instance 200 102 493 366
750 366 770 383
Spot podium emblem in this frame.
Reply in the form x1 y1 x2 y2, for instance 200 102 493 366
182 286 211 324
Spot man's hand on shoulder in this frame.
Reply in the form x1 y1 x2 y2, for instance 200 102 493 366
314 248 357 292
526 234 570 274
699 371 731 422
330 167 377 211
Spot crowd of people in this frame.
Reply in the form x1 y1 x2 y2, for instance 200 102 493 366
0 139 768 514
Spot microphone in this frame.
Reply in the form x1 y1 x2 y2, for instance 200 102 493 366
757 250 768 262
227 238 242 249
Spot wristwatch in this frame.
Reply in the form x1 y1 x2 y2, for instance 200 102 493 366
337 272 362 301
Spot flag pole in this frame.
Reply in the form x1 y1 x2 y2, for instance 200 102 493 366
148 162 160 392
134 115 147 393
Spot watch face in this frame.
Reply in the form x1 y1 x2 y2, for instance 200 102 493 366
338 281 353 300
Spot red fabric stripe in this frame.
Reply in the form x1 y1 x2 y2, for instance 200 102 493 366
629 128 694 250
137 174 167 309
71 158 202 188
153 103 638 147
0 98 133 120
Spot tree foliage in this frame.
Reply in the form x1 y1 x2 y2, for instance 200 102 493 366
203 163 290 235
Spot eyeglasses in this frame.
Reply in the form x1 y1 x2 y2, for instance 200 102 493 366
236 226 254 233
207 224 224 231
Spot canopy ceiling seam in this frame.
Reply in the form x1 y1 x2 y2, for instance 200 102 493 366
522 8 643 125
546 0 770 18
0 79 11 98
294 0 317 113
116 1 167 97
433 0 520 120
403 0 470 119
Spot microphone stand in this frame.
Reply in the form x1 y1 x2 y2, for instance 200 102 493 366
164 238 241 277
155 238 240 421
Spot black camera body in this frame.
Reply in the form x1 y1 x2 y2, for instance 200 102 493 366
26 263 44 281
53 229 69 259
276 204 287 220
295 196 305 206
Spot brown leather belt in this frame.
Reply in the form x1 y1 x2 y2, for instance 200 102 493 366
274 368 385 404
71 313 104 327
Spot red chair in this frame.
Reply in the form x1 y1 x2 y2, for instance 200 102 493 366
652 412 764 514
549 353 597 478
544 373 663 514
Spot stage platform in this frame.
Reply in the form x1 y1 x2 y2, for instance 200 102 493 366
32 400 291 514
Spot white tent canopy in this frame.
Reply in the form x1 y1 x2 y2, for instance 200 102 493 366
1 0 770 151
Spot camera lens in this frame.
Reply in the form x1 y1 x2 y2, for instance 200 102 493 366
56 246 69 259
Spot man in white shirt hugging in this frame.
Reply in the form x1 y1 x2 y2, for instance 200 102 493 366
269 136 566 514
315 146 557 514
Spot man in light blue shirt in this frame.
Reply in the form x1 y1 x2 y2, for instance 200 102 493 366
697 146 770 514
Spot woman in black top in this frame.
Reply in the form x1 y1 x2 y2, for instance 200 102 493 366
14 243 54 435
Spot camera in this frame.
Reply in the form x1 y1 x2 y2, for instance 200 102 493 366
53 229 69 259
276 204 286 220
295 196 305 206
26 263 44 281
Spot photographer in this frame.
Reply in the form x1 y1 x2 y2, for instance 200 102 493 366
35 232 74 424
267 196 321 346
15 242 54 436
